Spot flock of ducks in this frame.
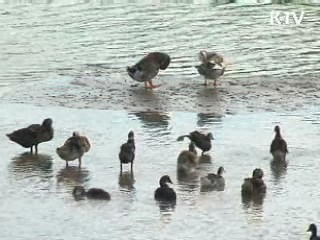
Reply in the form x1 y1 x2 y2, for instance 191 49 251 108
4 50 317 238
126 50 230 88
5 117 319 238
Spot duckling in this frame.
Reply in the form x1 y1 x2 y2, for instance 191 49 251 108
56 132 91 168
177 131 214 155
72 186 111 200
241 168 266 195
154 175 176 202
307 223 320 240
6 118 54 154
200 166 225 191
119 131 135 172
177 142 198 175
270 125 288 162
127 52 170 89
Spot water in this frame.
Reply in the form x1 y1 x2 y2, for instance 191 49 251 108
0 103 320 239
0 0 319 113
0 1 320 239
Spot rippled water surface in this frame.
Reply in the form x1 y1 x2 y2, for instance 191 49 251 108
0 103 320 239
0 0 319 112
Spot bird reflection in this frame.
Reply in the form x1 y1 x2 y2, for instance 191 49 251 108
56 166 90 191
118 170 135 191
270 160 288 183
129 111 170 129
157 201 176 214
129 111 171 140
241 192 265 210
197 113 222 127
9 152 53 180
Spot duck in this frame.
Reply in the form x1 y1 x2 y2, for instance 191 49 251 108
6 118 54 154
200 166 225 191
154 175 177 202
307 223 320 240
119 131 135 172
56 131 91 168
196 50 230 86
241 168 266 195
177 142 198 175
127 52 171 89
270 125 288 162
177 131 214 155
72 186 111 200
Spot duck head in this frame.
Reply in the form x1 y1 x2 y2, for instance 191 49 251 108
307 223 317 234
159 175 173 187
72 186 86 197
42 118 53 128
217 166 225 176
128 131 134 140
199 50 208 63
73 131 80 137
253 168 264 179
207 133 214 140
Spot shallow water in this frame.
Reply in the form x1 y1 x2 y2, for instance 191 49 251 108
0 1 320 239
0 103 320 239
0 0 319 113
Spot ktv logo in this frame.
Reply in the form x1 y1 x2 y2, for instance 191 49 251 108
270 11 305 26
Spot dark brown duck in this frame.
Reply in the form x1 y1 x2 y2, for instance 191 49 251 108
119 131 135 172
177 131 214 155
270 125 288 162
6 118 54 154
127 52 171 89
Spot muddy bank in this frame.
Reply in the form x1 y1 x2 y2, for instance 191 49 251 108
2 71 319 115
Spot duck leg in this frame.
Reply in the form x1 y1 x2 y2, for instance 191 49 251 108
78 157 82 168
120 163 123 172
203 78 208 86
66 161 69 168
130 162 133 172
146 79 161 89
30 146 33 154
35 145 38 154
213 79 217 86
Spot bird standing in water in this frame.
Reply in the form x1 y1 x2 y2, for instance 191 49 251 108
6 118 54 154
127 52 171 89
196 50 230 86
154 175 177 202
270 125 288 162
119 131 135 172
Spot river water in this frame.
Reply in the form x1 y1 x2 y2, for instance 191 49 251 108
0 0 320 239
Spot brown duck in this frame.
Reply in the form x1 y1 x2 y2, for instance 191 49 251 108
56 132 91 168
127 52 171 89
119 131 135 172
177 131 214 155
177 142 198 175
6 118 54 154
241 168 266 195
270 125 288 162
72 186 110 200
